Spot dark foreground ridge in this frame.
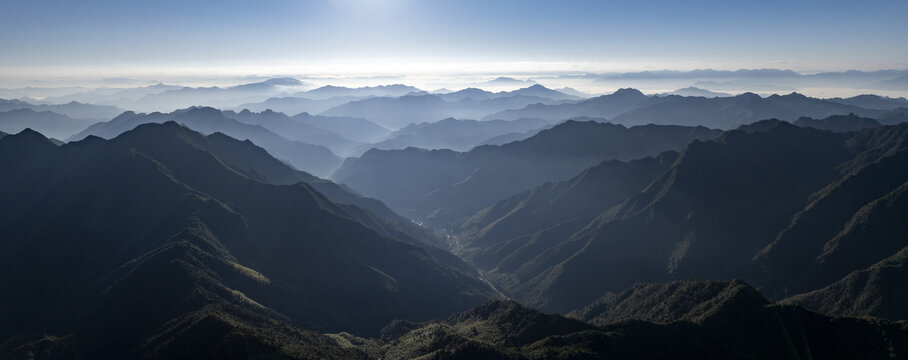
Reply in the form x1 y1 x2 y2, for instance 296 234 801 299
0 123 497 358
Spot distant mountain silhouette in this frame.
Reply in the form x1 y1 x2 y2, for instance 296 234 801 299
40 82 184 108
367 117 551 152
334 120 721 226
0 123 497 357
794 113 881 132
486 88 648 121
300 84 421 100
0 108 95 139
481 76 536 87
130 78 308 112
611 92 883 129
436 85 579 102
69 107 343 177
829 94 908 110
235 95 368 118
291 112 390 143
487 90 890 129
656 87 732 97
0 98 123 121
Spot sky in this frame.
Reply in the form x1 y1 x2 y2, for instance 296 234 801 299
0 0 906 87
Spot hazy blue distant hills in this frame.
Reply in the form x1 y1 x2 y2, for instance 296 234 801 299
0 108 96 139
235 95 368 117
828 94 908 110
322 93 569 130
609 92 883 129
433 85 578 102
69 107 343 177
232 84 425 119
487 89 895 129
486 88 649 121
291 112 391 143
656 86 732 97
334 120 721 225
482 76 536 87
40 82 184 107
366 117 551 152
223 108 361 156
877 107 908 124
507 84 580 101
0 98 123 121
794 113 881 132
299 84 422 100
0 123 496 357
129 77 309 112
453 121 908 314
436 87 500 102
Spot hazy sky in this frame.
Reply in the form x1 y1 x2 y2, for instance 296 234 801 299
1 0 906 81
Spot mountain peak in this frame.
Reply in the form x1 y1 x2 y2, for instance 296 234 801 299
612 88 645 97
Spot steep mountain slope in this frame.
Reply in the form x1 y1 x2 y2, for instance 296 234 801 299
334 121 721 226
0 108 96 139
794 113 881 132
567 279 766 325
754 124 908 296
461 121 908 314
68 107 343 177
784 246 908 320
0 123 497 357
223 109 361 156
459 152 678 272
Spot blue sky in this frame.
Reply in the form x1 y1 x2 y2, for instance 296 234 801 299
0 0 906 81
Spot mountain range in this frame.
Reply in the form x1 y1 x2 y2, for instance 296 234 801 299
331 280 908 359
69 107 344 177
0 98 123 122
0 122 498 357
486 90 902 130
0 108 96 140
365 117 552 152
2 79 908 359
322 92 574 130
450 120 908 315
334 120 722 226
